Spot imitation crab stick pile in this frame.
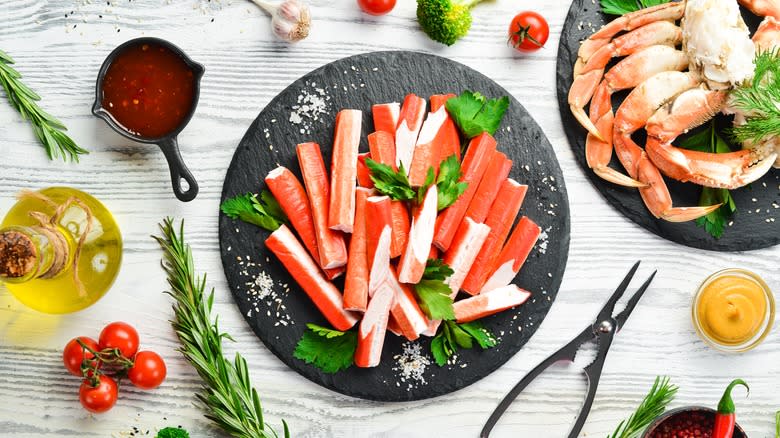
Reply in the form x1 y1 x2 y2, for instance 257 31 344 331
264 93 543 368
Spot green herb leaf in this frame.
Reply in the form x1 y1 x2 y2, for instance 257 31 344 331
435 155 469 210
293 324 357 374
430 320 499 367
730 49 780 145
366 158 417 201
458 321 497 349
446 91 509 138
600 0 669 15
0 49 88 161
608 376 677 438
415 279 455 320
422 258 455 282
156 427 190 438
417 167 436 205
430 333 450 367
221 191 286 231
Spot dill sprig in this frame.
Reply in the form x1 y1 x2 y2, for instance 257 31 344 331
730 49 780 145
607 376 678 438
154 218 289 438
0 49 88 161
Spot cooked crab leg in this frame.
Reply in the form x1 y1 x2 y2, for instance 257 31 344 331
480 216 540 294
266 225 358 331
395 94 427 173
454 285 531 324
464 151 512 223
753 16 780 49
329 109 363 233
398 184 438 284
645 88 777 189
569 20 683 140
430 94 461 162
356 152 374 188
297 142 349 269
372 102 400 135
738 0 780 19
344 188 373 312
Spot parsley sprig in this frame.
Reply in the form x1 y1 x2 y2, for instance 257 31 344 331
730 49 780 145
607 376 677 438
415 259 456 320
367 155 467 211
293 324 357 374
430 320 497 367
220 191 287 231
0 49 88 161
154 218 289 438
445 90 509 139
678 122 737 239
599 0 670 15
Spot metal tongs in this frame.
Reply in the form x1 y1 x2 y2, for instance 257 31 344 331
480 261 657 438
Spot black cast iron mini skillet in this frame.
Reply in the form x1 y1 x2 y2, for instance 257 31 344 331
92 37 203 202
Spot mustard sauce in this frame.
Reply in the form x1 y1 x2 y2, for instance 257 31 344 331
697 274 767 345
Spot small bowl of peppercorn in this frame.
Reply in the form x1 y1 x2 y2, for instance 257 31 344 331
642 407 747 438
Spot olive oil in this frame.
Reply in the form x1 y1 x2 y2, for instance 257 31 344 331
0 187 122 313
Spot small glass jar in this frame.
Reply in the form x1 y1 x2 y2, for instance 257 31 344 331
692 268 774 353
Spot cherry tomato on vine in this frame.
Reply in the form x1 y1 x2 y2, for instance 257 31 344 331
99 322 139 359
63 337 100 377
79 375 118 413
508 11 549 52
357 0 396 16
128 351 167 390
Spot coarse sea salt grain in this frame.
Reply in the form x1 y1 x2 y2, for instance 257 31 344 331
537 227 551 254
237 256 292 325
393 342 431 390
289 82 331 135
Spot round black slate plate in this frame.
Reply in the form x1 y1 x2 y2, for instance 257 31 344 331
219 51 570 401
556 1 780 251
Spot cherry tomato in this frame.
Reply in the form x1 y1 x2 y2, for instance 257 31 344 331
357 0 396 16
128 351 167 390
79 375 118 413
508 11 549 52
99 322 139 359
63 337 100 377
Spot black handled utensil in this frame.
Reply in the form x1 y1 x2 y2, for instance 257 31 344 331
480 261 657 438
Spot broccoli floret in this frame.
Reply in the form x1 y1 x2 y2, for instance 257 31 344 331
416 0 488 46
156 427 190 438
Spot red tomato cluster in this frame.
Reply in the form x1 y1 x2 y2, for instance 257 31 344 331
62 322 166 413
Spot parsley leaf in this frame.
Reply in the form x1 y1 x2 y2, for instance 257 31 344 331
293 323 357 374
600 0 669 15
678 122 738 239
416 279 455 320
446 91 510 138
422 258 455 281
366 158 416 201
220 191 287 231
430 321 498 366
435 155 469 210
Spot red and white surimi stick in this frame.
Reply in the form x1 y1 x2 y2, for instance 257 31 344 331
461 179 528 295
372 102 400 136
453 285 531 323
395 94 427 173
480 216 540 293
408 108 448 187
430 94 461 162
368 131 397 171
328 109 362 233
365 196 393 276
343 188 373 312
265 225 358 331
464 151 512 223
296 142 348 269
398 184 438 284
442 218 491 297
354 286 393 368
388 267 429 341
356 153 374 188
387 315 403 337
433 133 497 251
389 201 410 259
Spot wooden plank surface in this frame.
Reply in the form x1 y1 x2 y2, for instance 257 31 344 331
1 1 778 437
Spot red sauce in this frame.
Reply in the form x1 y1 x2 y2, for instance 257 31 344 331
101 42 195 138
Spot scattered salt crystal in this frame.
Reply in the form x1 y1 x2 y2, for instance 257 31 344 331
393 342 431 390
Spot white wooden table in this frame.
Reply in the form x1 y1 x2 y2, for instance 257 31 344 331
1 1 778 437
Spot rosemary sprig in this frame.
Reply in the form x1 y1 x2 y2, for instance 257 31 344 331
608 376 677 438
0 49 88 161
730 49 780 145
154 218 289 438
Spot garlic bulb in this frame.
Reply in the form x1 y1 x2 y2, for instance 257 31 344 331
251 0 311 43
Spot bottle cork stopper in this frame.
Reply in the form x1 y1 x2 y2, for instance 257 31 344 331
0 230 37 279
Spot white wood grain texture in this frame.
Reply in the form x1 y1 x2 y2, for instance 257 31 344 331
1 0 778 437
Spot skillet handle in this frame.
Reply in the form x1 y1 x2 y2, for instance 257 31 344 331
157 137 199 202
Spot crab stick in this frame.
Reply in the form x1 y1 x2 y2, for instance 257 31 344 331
389 201 410 259
388 267 430 341
266 225 358 331
356 153 374 188
387 315 403 337
395 94 427 173
328 109 362 233
372 102 400 136
453 285 531 323
398 184 438 284
354 286 393 368
480 216 541 294
365 196 393 276
461 179 528 295
296 143 348 269
408 108 448 186
430 94 461 162
433 133 497 251
442 218 491 297
368 131 397 170
464 152 512 223
343 188 373 312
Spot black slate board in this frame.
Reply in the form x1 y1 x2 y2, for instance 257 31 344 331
556 1 780 251
219 51 570 401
